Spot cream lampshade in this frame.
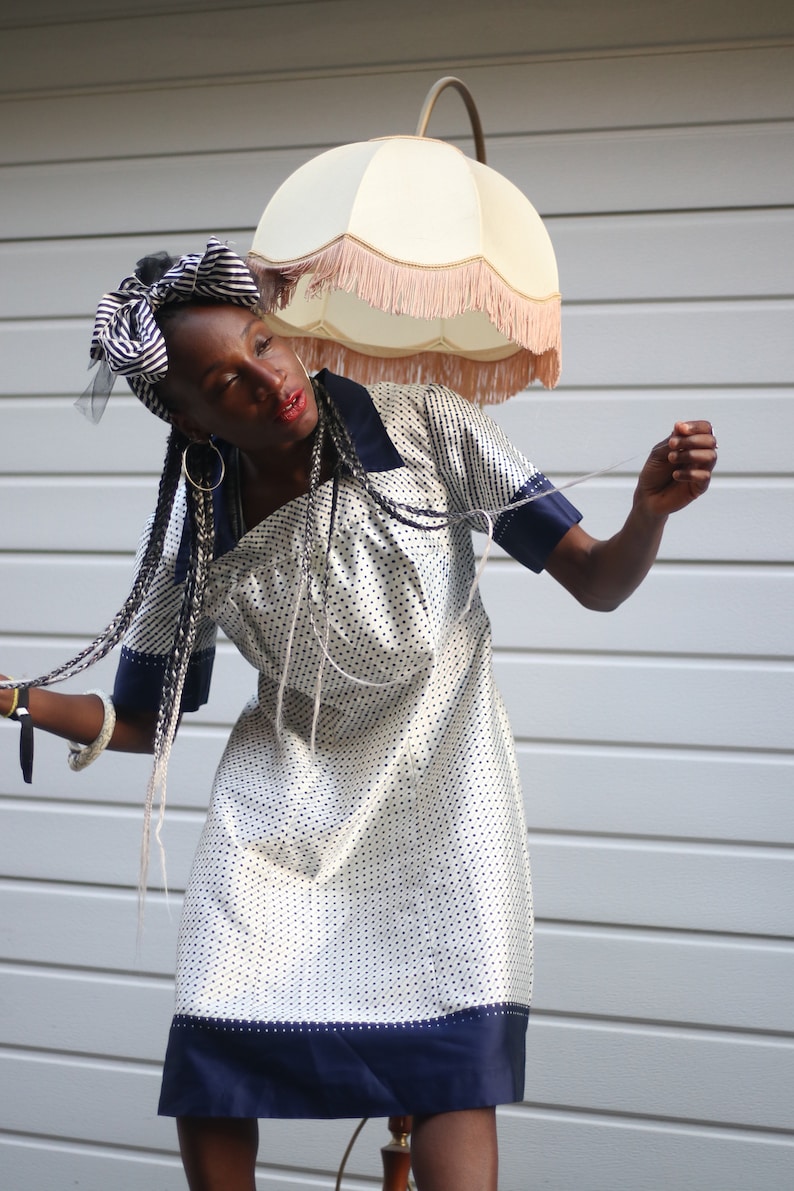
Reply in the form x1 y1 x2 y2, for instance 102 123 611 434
248 78 561 403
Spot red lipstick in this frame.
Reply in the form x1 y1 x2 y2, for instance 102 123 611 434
276 388 307 423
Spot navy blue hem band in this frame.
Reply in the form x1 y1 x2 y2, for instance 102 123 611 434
158 1003 529 1119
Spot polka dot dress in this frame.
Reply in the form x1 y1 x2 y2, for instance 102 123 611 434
116 376 581 1119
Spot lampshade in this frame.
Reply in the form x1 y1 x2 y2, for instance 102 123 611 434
248 81 561 402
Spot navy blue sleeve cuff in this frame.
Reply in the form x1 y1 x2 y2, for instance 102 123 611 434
113 646 215 713
493 475 582 573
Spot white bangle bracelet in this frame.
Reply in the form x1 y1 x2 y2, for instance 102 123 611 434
67 690 117 772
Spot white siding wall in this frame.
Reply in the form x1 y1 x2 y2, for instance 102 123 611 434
1 2 792 1188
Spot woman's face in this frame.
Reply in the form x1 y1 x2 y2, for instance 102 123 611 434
159 304 319 457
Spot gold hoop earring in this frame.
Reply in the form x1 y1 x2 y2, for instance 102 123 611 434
182 439 226 493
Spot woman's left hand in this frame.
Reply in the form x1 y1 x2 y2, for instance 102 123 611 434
634 420 718 519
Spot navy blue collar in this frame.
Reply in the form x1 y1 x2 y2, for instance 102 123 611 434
175 371 403 580
315 369 404 473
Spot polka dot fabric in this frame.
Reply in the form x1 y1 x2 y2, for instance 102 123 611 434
124 378 581 1118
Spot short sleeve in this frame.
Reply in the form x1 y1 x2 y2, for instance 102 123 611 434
424 384 582 573
113 488 218 713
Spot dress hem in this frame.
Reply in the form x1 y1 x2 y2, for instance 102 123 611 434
158 1003 529 1119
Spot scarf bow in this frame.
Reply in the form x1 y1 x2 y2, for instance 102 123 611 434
82 237 261 423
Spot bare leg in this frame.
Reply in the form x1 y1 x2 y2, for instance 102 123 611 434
410 1107 498 1191
176 1116 259 1191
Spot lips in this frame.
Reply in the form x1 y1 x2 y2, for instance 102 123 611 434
275 387 307 423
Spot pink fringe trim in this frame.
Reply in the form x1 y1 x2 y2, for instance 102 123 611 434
246 244 561 396
277 337 557 404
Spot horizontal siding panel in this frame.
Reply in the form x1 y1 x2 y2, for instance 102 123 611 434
517 745 794 846
0 557 141 632
4 923 792 1043
0 477 163 551
513 477 794 564
498 1104 794 1191
532 926 794 1032
1 0 273 22
0 396 167 475
0 148 314 239
0 3 639 95
0 1141 189 1191
553 208 794 302
489 389 794 478
1 475 790 562
494 653 794 750
4 301 792 396
3 803 792 936
2 46 793 161
1 0 788 43
0 801 203 891
528 836 794 935
2 209 791 323
1 968 173 1061
0 1138 352 1191
483 564 792 658
1 558 790 661
0 388 790 478
3 5 793 98
0 1051 184 1154
0 882 179 974
3 124 794 242
0 234 252 321
493 123 794 214
521 1018 794 1130
555 300 794 389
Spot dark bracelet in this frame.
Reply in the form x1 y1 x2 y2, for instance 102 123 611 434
10 686 33 784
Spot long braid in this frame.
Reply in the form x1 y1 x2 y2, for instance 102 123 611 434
317 379 462 532
139 439 217 902
301 403 339 749
273 399 330 736
310 465 341 751
318 378 505 618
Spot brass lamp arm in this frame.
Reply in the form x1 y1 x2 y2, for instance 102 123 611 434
414 76 487 164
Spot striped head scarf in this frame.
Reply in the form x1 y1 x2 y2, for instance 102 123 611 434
82 237 261 423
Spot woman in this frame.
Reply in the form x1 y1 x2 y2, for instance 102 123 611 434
1 239 717 1191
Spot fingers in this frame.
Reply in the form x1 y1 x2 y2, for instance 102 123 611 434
669 420 717 448
667 421 718 490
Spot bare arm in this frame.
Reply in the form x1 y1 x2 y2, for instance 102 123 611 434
1 684 157 754
545 420 717 611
